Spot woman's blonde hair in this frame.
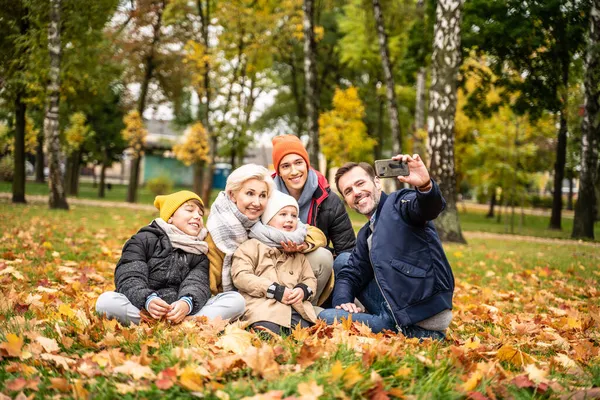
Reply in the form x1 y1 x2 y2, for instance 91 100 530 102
225 164 275 198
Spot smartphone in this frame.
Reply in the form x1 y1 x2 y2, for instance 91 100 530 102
374 159 410 178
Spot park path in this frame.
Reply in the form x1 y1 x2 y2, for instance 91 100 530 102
2 193 596 247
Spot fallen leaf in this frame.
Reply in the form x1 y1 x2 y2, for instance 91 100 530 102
462 370 484 392
49 377 70 392
496 344 535 367
35 336 60 353
0 333 24 357
297 380 323 400
242 345 280 379
216 325 254 355
40 353 76 369
179 365 207 392
113 360 156 380
241 390 285 400
524 364 548 384
5 378 27 391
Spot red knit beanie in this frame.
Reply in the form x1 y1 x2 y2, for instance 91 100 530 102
271 135 310 172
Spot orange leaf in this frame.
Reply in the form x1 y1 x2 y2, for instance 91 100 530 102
35 336 60 353
242 345 280 379
297 380 323 400
5 378 27 391
0 333 24 357
179 365 206 392
49 377 70 392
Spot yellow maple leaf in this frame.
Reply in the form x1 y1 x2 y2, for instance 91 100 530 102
496 344 536 367
0 333 24 357
342 364 363 389
179 365 206 392
298 380 324 400
216 325 254 355
461 370 483 392
329 360 344 382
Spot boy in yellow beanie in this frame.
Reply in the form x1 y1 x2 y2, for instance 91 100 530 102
96 190 245 325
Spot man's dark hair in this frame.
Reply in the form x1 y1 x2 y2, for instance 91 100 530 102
334 162 376 194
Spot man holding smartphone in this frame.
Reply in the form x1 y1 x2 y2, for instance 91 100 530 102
318 154 454 339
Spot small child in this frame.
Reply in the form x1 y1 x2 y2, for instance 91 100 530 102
96 191 245 325
231 191 326 335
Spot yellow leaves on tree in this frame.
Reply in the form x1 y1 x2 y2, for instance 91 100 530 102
64 112 93 155
184 41 214 94
121 111 147 157
319 86 376 167
173 122 210 166
0 117 39 155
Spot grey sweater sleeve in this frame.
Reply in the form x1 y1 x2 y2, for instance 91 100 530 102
114 234 155 310
178 254 211 314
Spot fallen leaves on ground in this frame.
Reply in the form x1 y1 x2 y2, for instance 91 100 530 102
0 203 599 398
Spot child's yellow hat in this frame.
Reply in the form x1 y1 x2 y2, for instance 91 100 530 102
154 190 204 221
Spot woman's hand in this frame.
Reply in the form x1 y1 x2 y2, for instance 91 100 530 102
166 300 190 324
280 240 309 253
147 298 171 320
283 287 304 305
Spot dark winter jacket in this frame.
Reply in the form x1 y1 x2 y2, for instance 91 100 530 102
114 221 211 314
332 180 455 327
275 169 355 256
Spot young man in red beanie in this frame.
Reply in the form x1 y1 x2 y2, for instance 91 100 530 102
271 135 355 306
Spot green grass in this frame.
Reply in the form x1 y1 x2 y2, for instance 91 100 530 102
0 180 218 205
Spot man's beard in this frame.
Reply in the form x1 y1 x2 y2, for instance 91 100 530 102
355 190 381 216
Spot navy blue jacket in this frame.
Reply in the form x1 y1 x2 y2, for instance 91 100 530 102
332 180 454 327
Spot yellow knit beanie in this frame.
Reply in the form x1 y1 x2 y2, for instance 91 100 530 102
154 190 204 221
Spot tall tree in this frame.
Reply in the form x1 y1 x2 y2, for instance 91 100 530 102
371 0 402 154
427 0 466 243
44 0 68 209
303 0 320 167
462 0 590 230
572 2 600 239
0 0 31 203
173 122 210 195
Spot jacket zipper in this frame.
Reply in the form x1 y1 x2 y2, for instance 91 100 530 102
368 228 402 332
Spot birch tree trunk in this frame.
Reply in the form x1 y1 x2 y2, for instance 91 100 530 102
414 66 428 161
303 0 320 168
372 0 402 154
45 0 68 210
198 0 214 202
427 0 465 243
572 1 600 239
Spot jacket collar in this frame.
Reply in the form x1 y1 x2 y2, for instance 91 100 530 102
271 168 330 205
370 191 388 230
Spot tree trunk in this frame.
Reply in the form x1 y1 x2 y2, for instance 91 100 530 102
12 91 27 204
375 94 385 160
549 56 570 229
486 186 496 218
303 0 320 168
99 161 107 198
35 131 45 183
127 0 165 203
595 162 600 221
414 66 428 161
427 0 466 243
66 151 81 196
372 0 402 154
572 2 600 239
193 162 205 197
197 0 211 203
44 0 68 210
567 172 574 211
127 155 141 203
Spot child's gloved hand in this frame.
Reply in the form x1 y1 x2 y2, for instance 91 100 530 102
147 298 171 320
283 287 304 305
166 300 190 324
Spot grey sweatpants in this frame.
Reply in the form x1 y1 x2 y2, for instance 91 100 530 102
95 291 245 325
304 247 334 306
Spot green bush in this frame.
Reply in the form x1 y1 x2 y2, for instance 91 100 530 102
146 175 173 196
528 194 553 209
0 156 14 182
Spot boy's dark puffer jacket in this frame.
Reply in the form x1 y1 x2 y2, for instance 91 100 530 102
114 221 211 314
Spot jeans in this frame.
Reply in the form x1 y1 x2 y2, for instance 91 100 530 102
321 252 445 340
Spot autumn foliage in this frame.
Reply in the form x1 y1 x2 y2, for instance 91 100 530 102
173 122 211 166
0 202 599 399
319 87 376 167
121 111 147 158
